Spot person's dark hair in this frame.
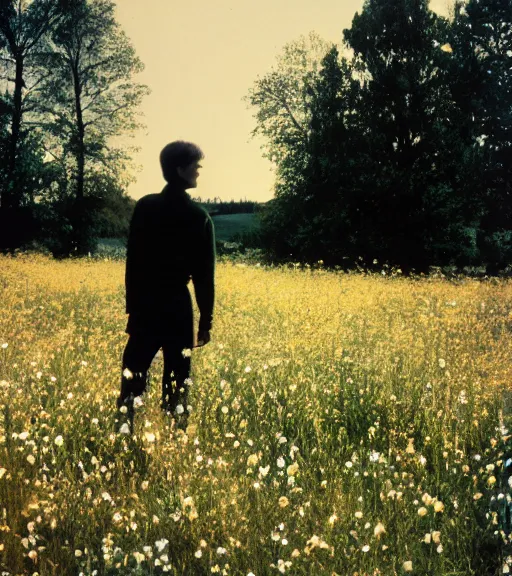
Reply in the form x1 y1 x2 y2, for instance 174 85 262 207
160 141 204 182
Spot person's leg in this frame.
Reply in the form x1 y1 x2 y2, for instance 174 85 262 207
161 290 194 420
116 330 161 432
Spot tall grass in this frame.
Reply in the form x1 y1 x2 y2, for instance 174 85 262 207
0 253 511 575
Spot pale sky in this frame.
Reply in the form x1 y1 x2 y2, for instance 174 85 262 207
114 0 452 203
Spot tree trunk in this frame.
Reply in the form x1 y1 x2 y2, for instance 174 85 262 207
5 51 24 210
72 62 87 253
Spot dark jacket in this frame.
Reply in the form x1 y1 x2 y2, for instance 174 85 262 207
125 182 215 331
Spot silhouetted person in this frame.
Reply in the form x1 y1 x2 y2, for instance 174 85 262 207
116 141 215 432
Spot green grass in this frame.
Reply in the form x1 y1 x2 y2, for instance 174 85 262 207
211 214 259 243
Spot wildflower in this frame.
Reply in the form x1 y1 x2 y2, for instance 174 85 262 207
133 552 145 564
432 531 441 544
259 465 270 477
247 454 259 466
287 462 299 476
374 522 386 538
440 43 453 52
155 539 169 552
361 544 370 552
141 481 149 490
278 496 289 508
418 507 428 517
195 549 203 558
403 560 413 572
144 432 156 443
277 457 285 468
1 343 7 349
113 513 122 523
123 368 133 379
355 511 363 519
221 406 228 414
182 348 192 358
438 358 446 368
437 544 443 553
175 404 184 415
474 493 483 500
406 439 415 454
345 461 353 468
488 475 496 486
54 435 64 446
434 501 444 513
119 424 130 435
216 547 227 555
26 455 35 465
423 533 431 544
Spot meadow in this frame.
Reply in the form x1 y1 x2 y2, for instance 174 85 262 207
0 253 511 575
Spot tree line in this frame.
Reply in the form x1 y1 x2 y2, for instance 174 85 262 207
196 198 265 215
0 0 146 256
246 0 512 274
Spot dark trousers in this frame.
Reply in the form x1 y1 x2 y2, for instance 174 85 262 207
118 288 194 414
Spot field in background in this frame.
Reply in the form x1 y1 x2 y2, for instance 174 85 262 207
211 214 259 243
1 254 511 575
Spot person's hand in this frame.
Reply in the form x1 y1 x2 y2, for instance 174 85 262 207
195 329 211 348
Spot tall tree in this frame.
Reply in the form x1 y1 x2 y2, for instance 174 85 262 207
0 0 64 211
454 0 512 272
35 0 148 254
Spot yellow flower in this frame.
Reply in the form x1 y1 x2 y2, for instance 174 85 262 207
278 496 289 508
287 462 299 476
247 454 259 467
374 522 386 538
403 560 413 572
418 507 428 517
433 501 444 513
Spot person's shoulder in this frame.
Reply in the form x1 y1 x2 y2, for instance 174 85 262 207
188 200 212 222
134 193 163 212
136 193 161 206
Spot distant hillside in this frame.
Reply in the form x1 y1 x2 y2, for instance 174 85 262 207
211 213 260 243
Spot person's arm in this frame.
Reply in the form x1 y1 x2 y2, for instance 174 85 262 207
191 215 216 336
125 200 146 314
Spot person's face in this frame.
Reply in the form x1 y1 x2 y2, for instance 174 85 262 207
177 161 201 189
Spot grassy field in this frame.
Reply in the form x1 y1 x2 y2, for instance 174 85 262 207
211 214 259 243
0 254 511 575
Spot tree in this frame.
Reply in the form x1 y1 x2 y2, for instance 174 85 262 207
453 0 512 272
0 0 64 211
244 31 332 167
34 0 149 254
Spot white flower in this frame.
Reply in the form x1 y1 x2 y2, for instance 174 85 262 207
175 404 184 415
155 539 169 552
345 461 353 468
144 432 156 443
403 561 413 572
54 435 64 446
119 424 130 434
122 368 133 380
1 343 8 349
277 457 285 468
181 348 192 358
361 544 370 552
195 549 202 558
26 455 35 465
19 432 29 441
216 547 227 555
438 358 446 369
